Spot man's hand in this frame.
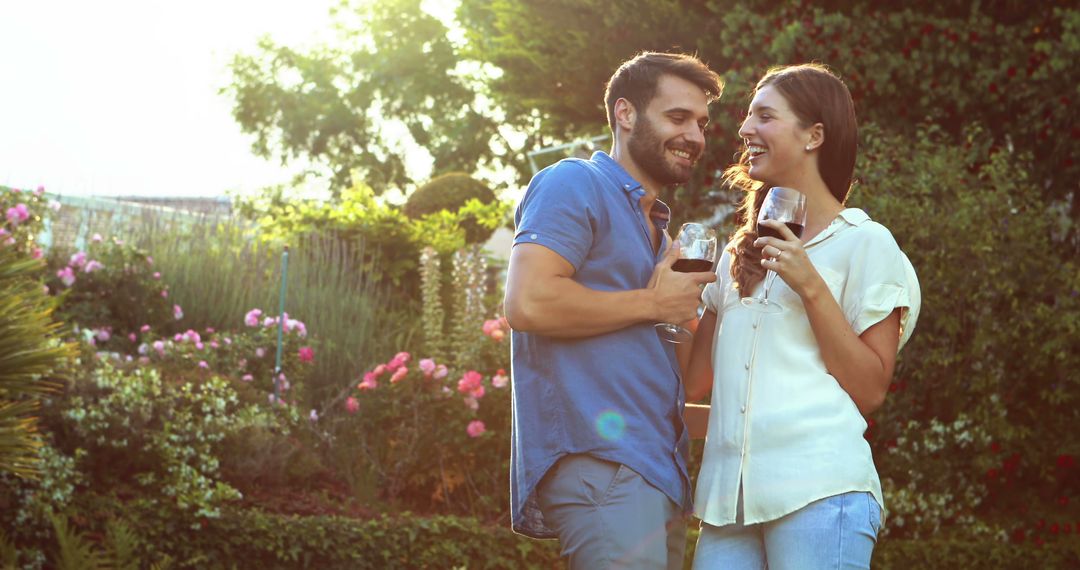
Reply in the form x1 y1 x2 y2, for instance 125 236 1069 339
648 242 717 324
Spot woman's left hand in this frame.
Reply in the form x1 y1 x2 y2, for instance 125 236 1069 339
754 219 825 299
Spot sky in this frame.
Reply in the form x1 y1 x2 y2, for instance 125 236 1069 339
0 1 343 199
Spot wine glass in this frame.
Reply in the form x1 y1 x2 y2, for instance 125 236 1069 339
655 222 717 344
740 187 807 314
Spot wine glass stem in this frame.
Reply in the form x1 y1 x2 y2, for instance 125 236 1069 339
762 270 777 303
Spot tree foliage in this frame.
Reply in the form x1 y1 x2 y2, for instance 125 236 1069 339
460 0 1080 239
224 0 499 195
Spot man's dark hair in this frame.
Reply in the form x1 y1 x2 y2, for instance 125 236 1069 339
604 51 724 132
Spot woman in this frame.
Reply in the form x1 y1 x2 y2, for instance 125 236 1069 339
682 64 921 569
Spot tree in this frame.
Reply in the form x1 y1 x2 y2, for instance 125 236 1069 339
459 0 1080 241
224 0 500 196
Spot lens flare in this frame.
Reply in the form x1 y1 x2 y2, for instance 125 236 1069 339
595 410 626 441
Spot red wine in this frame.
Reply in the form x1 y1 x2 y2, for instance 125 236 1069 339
758 221 804 240
673 258 713 273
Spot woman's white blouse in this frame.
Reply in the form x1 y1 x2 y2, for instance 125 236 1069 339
696 208 921 527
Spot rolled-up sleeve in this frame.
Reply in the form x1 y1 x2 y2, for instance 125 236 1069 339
843 225 921 352
513 162 596 271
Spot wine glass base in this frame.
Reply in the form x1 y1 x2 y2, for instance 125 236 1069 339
740 298 785 314
655 323 693 344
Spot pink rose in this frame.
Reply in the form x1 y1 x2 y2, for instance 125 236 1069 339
5 203 29 225
492 369 509 388
244 309 262 327
418 358 436 377
457 370 483 395
241 374 254 382
390 367 409 383
345 397 360 414
140 324 151 333
56 266 76 287
490 329 506 342
372 364 387 376
466 420 486 438
358 373 378 391
298 346 314 363
433 364 449 380
173 304 184 320
463 396 479 411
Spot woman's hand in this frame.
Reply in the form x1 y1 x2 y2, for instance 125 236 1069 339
754 219 826 300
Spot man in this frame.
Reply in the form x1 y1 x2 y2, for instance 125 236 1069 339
504 52 723 569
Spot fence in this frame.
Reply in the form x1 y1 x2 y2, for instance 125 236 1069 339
38 194 240 253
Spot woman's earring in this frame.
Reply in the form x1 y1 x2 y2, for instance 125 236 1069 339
805 145 812 151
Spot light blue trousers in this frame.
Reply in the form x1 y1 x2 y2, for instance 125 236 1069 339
692 489 881 570
536 454 687 570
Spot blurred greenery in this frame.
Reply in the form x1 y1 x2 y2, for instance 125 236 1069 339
224 0 502 196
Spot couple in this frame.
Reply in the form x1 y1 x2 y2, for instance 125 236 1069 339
503 52 921 569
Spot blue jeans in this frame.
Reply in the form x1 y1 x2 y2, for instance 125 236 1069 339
692 490 881 570
537 454 687 569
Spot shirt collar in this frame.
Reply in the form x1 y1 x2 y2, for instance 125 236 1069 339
592 151 643 194
837 207 871 226
592 151 671 231
805 208 871 248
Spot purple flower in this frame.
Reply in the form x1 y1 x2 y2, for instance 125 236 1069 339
69 251 87 269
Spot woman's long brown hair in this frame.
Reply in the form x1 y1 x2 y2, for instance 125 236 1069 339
727 64 858 297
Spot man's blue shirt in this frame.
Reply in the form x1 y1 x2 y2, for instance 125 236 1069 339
510 151 691 538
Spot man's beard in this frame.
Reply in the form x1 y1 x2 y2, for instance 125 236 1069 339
627 114 699 186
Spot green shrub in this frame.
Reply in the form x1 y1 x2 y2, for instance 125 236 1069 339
45 238 176 353
128 214 404 405
43 498 559 570
872 538 1080 569
54 361 273 521
404 173 497 244
322 345 510 517
0 443 84 569
850 124 1080 540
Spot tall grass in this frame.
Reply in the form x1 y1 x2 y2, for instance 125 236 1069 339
122 212 418 404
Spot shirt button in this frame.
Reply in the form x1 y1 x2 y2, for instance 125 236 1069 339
744 362 750 370
530 233 538 240
740 405 746 413
752 321 758 329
